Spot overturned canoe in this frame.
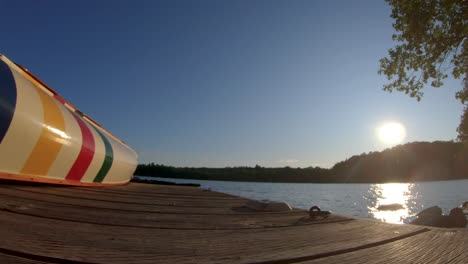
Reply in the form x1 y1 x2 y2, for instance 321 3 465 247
0 54 137 186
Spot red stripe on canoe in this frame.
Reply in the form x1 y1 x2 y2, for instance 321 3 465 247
65 113 95 181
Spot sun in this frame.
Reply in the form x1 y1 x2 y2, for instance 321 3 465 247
377 122 406 146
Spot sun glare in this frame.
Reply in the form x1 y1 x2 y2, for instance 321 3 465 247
377 122 406 146
369 183 412 224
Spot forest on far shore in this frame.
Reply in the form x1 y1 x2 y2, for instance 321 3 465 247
134 141 468 183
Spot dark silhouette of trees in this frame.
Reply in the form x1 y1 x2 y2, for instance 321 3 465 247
331 141 467 182
457 107 468 142
457 76 468 142
379 0 467 100
135 164 331 183
135 141 468 183
379 0 467 141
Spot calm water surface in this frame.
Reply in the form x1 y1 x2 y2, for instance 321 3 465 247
137 176 467 225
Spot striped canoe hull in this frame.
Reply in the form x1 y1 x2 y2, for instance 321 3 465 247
0 54 137 186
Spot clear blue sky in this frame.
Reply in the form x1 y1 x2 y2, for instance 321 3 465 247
0 0 463 168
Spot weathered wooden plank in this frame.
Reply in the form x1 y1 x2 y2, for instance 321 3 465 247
4 186 247 208
0 193 349 229
0 209 426 264
0 253 51 264
0 180 232 198
292 229 467 264
1 182 464 264
77 183 237 198
0 187 307 216
71 186 241 200
89 182 233 197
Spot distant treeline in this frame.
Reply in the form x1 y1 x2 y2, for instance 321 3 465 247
135 141 468 183
135 165 331 183
331 141 467 182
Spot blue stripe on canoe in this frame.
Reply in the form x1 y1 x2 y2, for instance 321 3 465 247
0 60 17 144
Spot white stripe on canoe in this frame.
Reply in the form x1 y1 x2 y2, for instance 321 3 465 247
101 134 136 184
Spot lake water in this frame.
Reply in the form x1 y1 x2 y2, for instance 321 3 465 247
136 176 468 225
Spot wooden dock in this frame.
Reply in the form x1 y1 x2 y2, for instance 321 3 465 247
0 182 466 263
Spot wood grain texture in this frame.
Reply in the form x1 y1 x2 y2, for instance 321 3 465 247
299 229 467 264
0 253 52 264
5 186 247 208
0 182 465 263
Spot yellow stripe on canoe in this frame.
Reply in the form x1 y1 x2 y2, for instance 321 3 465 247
21 88 66 176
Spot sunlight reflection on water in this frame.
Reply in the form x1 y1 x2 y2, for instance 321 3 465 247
367 183 415 224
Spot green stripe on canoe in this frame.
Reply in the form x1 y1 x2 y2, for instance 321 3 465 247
93 128 114 183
